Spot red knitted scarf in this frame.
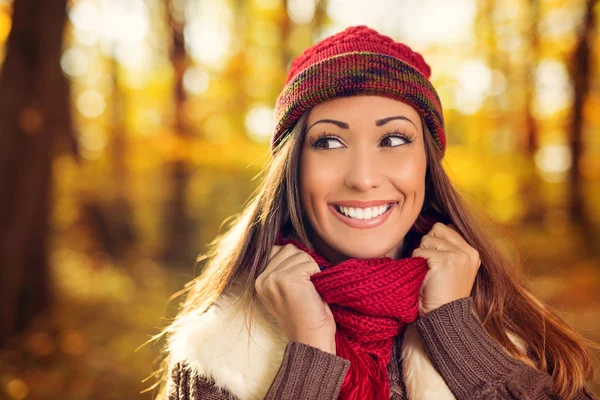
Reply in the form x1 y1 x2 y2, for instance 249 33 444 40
279 219 436 399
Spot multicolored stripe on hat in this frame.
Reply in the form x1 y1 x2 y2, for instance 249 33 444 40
272 26 446 156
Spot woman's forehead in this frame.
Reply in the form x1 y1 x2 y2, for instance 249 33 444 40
307 96 423 130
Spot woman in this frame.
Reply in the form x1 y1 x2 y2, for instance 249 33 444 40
158 26 598 399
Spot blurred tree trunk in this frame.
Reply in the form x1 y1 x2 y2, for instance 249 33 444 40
168 0 188 135
162 0 194 265
314 0 327 35
568 0 598 254
79 54 138 262
521 0 545 223
282 0 293 66
107 53 138 259
0 0 73 345
524 0 540 156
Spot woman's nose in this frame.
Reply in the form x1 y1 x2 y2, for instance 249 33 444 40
344 151 383 191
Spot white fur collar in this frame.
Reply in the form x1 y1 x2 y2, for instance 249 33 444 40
168 276 458 399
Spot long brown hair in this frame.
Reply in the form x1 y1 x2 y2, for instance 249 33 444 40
151 109 597 399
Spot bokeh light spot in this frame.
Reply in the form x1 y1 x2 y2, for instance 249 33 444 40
287 0 316 24
183 66 209 95
245 105 274 143
61 48 89 78
533 59 573 117
535 143 572 182
76 90 106 118
6 378 29 400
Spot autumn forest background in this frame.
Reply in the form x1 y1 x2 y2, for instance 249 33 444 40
0 0 599 398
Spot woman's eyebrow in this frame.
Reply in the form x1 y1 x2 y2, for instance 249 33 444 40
375 116 417 129
307 115 417 131
307 119 350 131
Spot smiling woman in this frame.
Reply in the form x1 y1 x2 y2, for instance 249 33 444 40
300 96 427 263
155 26 598 400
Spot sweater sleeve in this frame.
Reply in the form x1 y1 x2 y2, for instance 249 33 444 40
415 297 596 400
167 342 350 400
264 341 350 399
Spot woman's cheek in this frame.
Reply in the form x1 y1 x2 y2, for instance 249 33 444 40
387 153 427 191
301 152 345 194
300 154 331 220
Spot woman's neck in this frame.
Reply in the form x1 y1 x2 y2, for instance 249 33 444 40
309 233 408 266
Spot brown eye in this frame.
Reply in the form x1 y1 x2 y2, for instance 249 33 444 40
317 140 329 149
380 135 409 147
312 137 344 149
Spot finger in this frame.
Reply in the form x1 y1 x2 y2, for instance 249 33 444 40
263 244 303 276
412 247 451 266
274 251 317 275
419 235 458 252
412 247 433 259
278 260 321 278
447 223 467 240
261 245 292 278
430 222 467 247
446 224 481 260
262 246 285 275
436 224 479 261
268 245 283 261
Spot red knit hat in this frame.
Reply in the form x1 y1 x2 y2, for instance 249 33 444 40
272 25 446 155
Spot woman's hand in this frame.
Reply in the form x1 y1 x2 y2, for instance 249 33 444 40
255 244 337 354
412 223 481 317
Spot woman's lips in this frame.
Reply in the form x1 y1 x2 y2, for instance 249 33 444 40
329 202 397 230
329 200 395 208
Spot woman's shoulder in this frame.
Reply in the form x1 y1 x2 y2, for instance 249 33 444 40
166 273 288 400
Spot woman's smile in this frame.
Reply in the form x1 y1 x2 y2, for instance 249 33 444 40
328 200 399 229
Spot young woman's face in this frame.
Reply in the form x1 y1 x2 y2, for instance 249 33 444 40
299 95 427 263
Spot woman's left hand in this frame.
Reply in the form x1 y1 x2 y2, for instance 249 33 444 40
412 222 481 317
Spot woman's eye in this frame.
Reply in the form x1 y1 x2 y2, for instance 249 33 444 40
314 137 344 149
380 135 409 147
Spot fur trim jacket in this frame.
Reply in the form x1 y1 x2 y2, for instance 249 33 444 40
165 276 596 400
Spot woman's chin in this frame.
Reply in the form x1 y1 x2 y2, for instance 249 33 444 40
332 243 399 261
310 230 406 263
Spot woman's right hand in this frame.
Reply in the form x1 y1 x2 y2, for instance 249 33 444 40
255 244 337 354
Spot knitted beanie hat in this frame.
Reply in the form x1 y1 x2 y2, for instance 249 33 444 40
272 25 446 156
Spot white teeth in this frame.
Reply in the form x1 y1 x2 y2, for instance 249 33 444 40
336 204 392 220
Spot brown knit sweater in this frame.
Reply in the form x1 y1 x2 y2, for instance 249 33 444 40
166 298 596 399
